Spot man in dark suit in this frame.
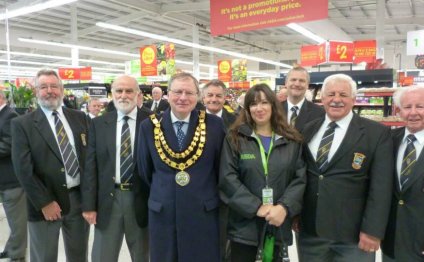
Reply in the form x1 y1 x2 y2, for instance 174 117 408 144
282 67 325 131
82 75 149 262
298 74 393 262
11 69 90 262
0 91 27 262
138 72 226 262
144 86 169 113
202 79 236 130
382 86 424 262
202 79 236 261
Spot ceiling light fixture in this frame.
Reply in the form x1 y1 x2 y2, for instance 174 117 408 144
0 50 125 67
286 23 326 44
0 0 78 20
96 22 292 69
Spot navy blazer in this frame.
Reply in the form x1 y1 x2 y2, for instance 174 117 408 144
11 107 89 221
81 107 151 229
382 127 424 261
138 109 226 262
300 114 393 243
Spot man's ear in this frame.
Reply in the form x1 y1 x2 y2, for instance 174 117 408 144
394 106 400 116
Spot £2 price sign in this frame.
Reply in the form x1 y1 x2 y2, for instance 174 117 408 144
328 41 354 63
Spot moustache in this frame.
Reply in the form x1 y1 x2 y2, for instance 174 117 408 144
329 102 345 108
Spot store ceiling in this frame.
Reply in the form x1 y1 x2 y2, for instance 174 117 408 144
0 0 423 77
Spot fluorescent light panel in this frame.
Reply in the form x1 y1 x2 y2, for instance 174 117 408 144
286 23 326 44
0 0 78 20
96 22 292 69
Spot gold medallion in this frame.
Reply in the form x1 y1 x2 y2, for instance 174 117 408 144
175 171 190 186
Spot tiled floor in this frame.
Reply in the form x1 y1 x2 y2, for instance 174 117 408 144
1 203 382 261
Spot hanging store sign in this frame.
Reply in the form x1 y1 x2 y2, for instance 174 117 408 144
300 43 326 67
157 43 176 76
231 59 247 82
218 60 232 82
353 40 376 63
328 41 354 63
58 67 92 80
140 45 158 76
210 0 328 36
407 30 424 56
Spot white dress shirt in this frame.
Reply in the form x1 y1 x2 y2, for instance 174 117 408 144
287 98 305 124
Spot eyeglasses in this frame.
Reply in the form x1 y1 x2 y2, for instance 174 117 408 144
38 84 60 90
169 89 198 97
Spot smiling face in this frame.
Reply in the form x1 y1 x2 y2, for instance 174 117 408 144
286 70 309 102
36 74 64 111
398 89 424 133
203 85 225 114
168 78 198 119
249 91 272 127
321 80 355 121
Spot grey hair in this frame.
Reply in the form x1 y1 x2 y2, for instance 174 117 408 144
322 73 357 98
393 86 424 107
34 69 62 88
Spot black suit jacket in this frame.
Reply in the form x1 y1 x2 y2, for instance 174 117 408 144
221 108 236 130
0 105 20 190
144 99 169 113
382 127 424 261
283 100 325 132
300 114 393 243
11 107 89 221
81 107 150 229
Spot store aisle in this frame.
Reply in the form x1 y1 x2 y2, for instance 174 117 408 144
0 203 382 262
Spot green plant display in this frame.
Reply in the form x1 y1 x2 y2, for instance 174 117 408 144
4 83 36 109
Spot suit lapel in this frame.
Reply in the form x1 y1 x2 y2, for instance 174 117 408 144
104 112 117 162
183 110 199 149
392 128 405 193
134 108 142 159
34 108 62 162
295 101 309 129
303 118 325 170
322 114 364 172
62 108 82 155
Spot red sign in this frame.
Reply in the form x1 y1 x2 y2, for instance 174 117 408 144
211 0 328 36
328 41 354 63
218 60 232 82
229 81 250 89
300 43 326 67
58 67 92 80
353 40 376 64
140 45 158 76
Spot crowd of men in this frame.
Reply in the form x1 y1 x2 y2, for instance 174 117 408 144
0 67 423 262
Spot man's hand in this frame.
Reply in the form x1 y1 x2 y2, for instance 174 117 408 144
82 211 97 225
257 204 272 217
265 204 287 227
41 201 62 221
358 232 380 253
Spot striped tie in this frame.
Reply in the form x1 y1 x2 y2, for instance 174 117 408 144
290 106 299 126
120 116 133 183
175 121 185 151
53 111 79 178
400 134 417 187
316 122 338 171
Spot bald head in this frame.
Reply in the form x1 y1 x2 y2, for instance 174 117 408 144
152 86 163 101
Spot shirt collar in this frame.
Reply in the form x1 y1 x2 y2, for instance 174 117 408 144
117 106 137 122
206 108 223 118
0 103 6 112
287 98 305 111
170 111 190 123
323 110 353 131
40 105 64 118
404 128 424 145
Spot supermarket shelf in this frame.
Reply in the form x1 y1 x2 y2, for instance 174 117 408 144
357 92 394 97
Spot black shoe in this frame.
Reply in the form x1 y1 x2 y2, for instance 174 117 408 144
0 251 8 259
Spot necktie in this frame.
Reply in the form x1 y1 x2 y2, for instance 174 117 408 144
153 101 158 112
316 122 338 171
120 116 133 183
400 134 417 187
53 111 79 178
290 106 299 125
175 121 185 151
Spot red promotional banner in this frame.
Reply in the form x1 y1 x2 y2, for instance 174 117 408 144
300 43 326 67
140 45 158 76
58 67 92 80
229 81 250 89
218 60 232 82
353 40 376 64
328 41 354 63
210 0 328 36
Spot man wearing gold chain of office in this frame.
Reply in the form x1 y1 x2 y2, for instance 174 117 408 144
138 72 226 262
